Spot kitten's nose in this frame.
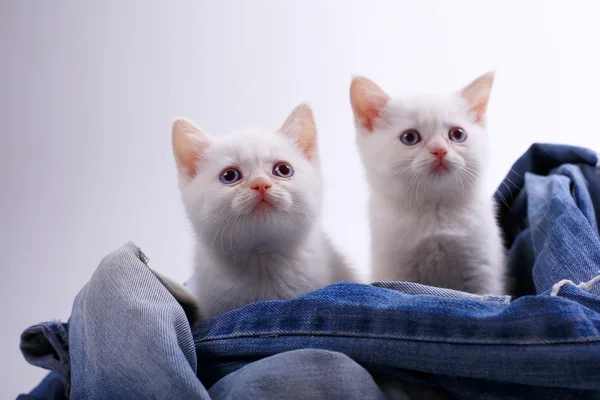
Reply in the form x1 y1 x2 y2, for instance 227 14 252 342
251 180 272 195
430 148 448 161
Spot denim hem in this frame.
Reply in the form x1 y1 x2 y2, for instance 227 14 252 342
195 329 600 346
192 282 600 346
371 281 512 303
20 321 71 397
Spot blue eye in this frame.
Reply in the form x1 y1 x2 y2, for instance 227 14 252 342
400 130 421 146
449 127 467 143
273 162 294 178
219 168 242 184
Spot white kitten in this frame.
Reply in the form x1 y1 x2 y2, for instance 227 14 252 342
173 104 356 318
350 72 506 295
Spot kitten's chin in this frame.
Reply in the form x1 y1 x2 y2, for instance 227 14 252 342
426 158 463 179
249 199 276 215
430 164 450 176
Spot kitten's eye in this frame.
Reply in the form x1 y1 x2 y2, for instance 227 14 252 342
272 162 294 178
448 127 467 143
400 130 421 146
219 168 242 184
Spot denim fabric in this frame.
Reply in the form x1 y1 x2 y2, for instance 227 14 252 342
68 242 210 399
19 243 385 400
20 143 600 399
208 349 387 400
19 242 212 399
16 372 67 400
527 166 600 295
494 143 600 297
193 282 600 396
20 321 70 396
371 281 511 303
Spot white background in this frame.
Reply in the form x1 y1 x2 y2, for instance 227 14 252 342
2 1 600 396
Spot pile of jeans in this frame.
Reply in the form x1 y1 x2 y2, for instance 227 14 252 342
18 143 600 399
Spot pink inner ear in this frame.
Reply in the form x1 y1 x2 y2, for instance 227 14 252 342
361 108 383 131
280 104 319 162
296 129 317 161
471 103 487 124
180 145 203 178
350 77 390 133
461 72 494 124
172 119 210 179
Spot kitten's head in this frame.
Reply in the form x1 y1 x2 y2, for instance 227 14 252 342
350 72 494 202
172 104 322 254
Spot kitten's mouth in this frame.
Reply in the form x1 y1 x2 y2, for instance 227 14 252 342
431 163 449 174
252 198 273 212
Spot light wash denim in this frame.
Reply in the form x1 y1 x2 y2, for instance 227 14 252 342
19 143 600 399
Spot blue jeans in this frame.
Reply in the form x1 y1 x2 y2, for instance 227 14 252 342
19 143 600 399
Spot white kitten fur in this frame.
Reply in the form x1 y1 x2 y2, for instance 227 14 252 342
351 73 506 295
173 105 355 319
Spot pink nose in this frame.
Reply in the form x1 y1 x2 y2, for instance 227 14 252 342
251 180 272 195
430 148 448 161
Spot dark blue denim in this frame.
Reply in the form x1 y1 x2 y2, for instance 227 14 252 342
20 143 600 399
193 282 600 396
16 372 67 400
495 143 600 297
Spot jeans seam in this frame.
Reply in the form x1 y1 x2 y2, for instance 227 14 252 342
551 274 600 296
195 330 600 346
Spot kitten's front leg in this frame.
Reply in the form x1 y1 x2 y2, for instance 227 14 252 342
461 263 506 296
371 251 420 284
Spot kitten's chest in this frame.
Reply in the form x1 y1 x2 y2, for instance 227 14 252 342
378 203 470 244
240 253 321 296
197 250 329 317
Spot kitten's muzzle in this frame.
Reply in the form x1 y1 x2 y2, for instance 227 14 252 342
430 148 448 161
251 179 272 195
248 178 280 212
430 154 450 174
251 195 274 212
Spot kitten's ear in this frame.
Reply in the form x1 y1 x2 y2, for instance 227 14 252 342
172 118 211 179
350 76 390 132
279 103 318 161
460 71 495 124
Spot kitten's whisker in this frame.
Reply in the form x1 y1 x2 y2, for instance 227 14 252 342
500 181 515 203
238 215 250 246
220 215 235 255
494 189 510 209
230 221 235 261
198 215 225 238
416 176 422 207
461 165 479 176
406 170 421 209
233 215 247 254
509 168 524 179
293 207 311 221
456 171 465 192
284 213 295 234
504 176 520 190
209 212 232 255
460 172 477 187
197 207 228 233
460 167 478 181
462 167 479 176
